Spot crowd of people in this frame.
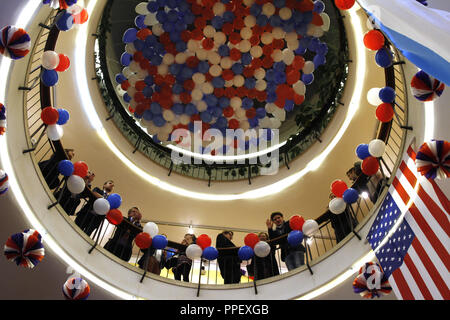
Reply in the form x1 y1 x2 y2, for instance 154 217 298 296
38 148 385 285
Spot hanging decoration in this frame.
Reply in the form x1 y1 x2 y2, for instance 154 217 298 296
0 169 9 195
410 70 445 102
62 277 90 300
0 103 6 135
415 140 450 180
0 25 31 60
352 262 392 299
4 229 45 268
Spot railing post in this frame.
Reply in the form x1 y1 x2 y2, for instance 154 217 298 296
305 240 313 275
88 218 105 254
253 260 258 295
140 250 150 283
347 205 361 240
196 259 202 297
48 177 67 209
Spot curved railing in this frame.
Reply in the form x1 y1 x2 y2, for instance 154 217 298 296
94 0 350 184
21 5 408 296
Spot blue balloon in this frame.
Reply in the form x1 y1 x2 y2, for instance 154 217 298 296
238 246 254 261
284 100 295 112
202 246 219 261
122 28 138 43
107 193 122 209
356 144 371 160
143 109 153 121
200 111 213 123
302 73 314 85
57 109 70 125
313 54 326 67
120 52 132 66
41 69 58 87
56 11 74 31
152 235 168 249
375 48 393 68
255 108 266 119
135 15 146 29
123 93 132 103
314 0 325 13
287 230 304 247
115 73 126 84
58 160 73 177
343 188 359 204
379 86 396 103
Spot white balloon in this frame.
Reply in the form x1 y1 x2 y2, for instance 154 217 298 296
303 61 315 74
42 51 60 70
321 13 331 31
272 107 286 121
67 175 85 194
293 80 306 95
116 84 126 96
93 198 110 215
135 2 150 15
47 124 63 141
67 4 83 16
302 219 319 237
254 241 271 258
186 244 203 260
122 67 134 78
144 13 158 26
367 88 382 106
329 197 346 215
368 139 386 157
143 222 159 238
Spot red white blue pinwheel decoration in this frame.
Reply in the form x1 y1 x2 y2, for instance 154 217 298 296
63 277 90 300
352 262 391 299
410 70 445 102
4 229 45 268
415 140 450 180
0 26 31 60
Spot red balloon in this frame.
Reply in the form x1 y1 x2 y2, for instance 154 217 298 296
376 103 394 122
362 156 379 176
331 180 348 198
363 30 385 51
244 233 260 249
335 0 355 10
55 54 70 72
196 234 212 250
41 106 59 125
106 209 123 225
289 215 306 231
73 161 88 177
135 232 152 249
74 9 89 24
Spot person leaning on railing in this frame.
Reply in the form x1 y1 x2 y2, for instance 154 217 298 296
216 230 241 284
170 233 197 282
74 180 115 237
104 207 142 262
347 161 384 204
246 232 280 280
38 148 75 190
266 212 305 271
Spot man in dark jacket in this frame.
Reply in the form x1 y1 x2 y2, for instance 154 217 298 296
216 231 241 284
266 212 305 271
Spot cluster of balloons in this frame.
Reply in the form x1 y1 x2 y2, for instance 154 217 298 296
330 179 359 207
57 159 89 194
0 103 6 135
195 234 218 261
41 106 70 141
115 0 331 151
0 169 8 195
135 222 166 250
41 50 71 87
410 70 445 102
45 1 89 31
363 29 393 68
63 277 90 300
0 25 31 60
4 229 45 268
366 86 396 123
92 192 124 225
356 139 386 175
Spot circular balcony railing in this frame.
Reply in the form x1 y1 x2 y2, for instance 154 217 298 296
21 4 409 297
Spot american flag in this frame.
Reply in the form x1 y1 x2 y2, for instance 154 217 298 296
366 143 450 300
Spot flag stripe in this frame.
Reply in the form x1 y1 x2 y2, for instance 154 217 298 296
391 268 415 300
411 238 450 299
430 179 450 213
408 246 443 299
392 177 410 204
403 253 433 299
400 162 450 236
407 204 450 272
398 262 424 300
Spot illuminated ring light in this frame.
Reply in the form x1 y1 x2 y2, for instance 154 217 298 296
0 0 431 301
77 0 365 200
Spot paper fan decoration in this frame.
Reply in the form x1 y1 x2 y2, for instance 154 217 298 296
43 0 77 9
0 169 8 195
63 277 90 300
415 140 450 180
0 25 31 60
352 262 391 299
0 103 6 135
410 70 445 102
4 229 45 268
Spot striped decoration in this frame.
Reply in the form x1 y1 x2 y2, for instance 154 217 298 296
4 230 45 268
0 169 8 195
411 70 445 102
63 277 90 300
415 140 450 180
352 262 392 299
0 26 31 60
0 103 6 135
